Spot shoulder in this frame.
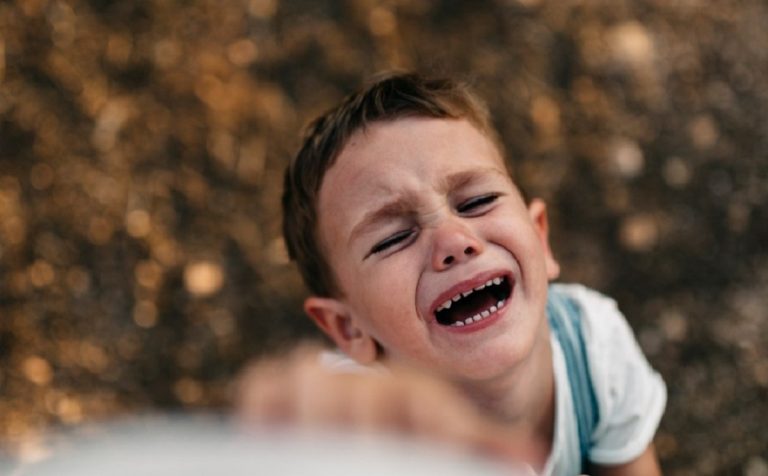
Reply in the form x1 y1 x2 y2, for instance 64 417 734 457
550 283 645 363
550 283 621 329
551 283 667 465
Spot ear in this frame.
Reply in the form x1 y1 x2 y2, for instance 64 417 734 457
527 199 561 280
304 297 378 365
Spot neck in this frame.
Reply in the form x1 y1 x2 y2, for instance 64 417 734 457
456 320 556 468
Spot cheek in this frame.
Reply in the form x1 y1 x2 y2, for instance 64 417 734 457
347 258 420 325
370 267 415 315
484 217 548 269
483 215 532 248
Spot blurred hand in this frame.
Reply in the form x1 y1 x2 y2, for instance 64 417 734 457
234 345 534 472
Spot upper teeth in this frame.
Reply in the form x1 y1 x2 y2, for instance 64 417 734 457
436 277 504 312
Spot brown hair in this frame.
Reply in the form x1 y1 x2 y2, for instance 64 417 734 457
282 72 503 297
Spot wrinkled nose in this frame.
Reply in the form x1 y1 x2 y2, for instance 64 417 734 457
430 219 484 271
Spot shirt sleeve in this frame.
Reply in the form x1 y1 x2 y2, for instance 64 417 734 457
558 284 667 465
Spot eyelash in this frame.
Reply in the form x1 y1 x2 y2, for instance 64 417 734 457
369 228 416 256
456 193 499 214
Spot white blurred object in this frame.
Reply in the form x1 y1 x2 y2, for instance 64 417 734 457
7 416 531 476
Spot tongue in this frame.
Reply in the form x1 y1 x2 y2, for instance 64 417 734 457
436 289 497 325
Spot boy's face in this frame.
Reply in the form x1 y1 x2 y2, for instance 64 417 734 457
307 117 559 382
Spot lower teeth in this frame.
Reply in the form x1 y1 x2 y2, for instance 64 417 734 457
452 300 505 327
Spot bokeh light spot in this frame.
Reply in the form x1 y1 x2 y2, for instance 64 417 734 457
184 261 224 297
28 260 56 288
173 378 204 405
87 217 114 245
125 209 152 238
688 114 719 150
608 21 655 68
663 157 691 188
133 300 159 329
248 0 277 19
227 39 259 66
22 356 53 386
134 260 163 290
79 342 110 374
610 139 645 179
369 7 397 37
64 266 91 295
619 214 659 252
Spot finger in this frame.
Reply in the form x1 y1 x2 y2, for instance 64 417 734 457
347 373 407 433
403 375 480 444
235 358 293 425
236 344 330 424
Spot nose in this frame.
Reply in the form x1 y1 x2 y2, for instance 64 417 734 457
430 218 485 271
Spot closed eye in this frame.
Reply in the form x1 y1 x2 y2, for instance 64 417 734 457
366 228 417 258
456 193 500 214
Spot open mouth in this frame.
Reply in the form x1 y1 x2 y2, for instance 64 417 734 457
434 275 512 327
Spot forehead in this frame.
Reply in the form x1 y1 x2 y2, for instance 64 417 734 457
327 117 506 191
316 117 509 237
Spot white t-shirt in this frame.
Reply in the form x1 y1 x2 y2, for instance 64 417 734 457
321 283 667 476
542 283 667 475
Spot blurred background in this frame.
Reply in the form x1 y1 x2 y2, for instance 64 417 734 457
1 0 767 474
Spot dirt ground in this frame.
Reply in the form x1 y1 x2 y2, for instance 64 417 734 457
1 1 767 474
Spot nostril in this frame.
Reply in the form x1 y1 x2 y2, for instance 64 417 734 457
443 255 455 265
463 246 475 256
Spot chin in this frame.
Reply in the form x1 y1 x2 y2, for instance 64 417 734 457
496 315 551 370
445 341 535 383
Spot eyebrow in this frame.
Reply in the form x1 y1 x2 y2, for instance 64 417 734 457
438 167 507 192
348 193 417 246
347 167 507 245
